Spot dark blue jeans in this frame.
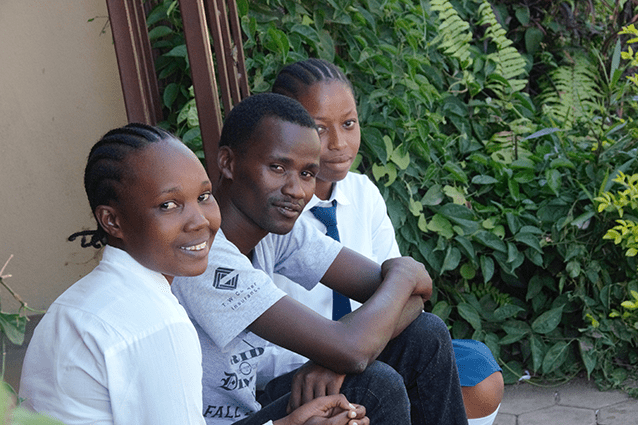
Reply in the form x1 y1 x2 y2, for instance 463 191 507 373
235 313 467 425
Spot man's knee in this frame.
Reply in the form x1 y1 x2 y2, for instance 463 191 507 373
354 360 405 391
404 312 453 347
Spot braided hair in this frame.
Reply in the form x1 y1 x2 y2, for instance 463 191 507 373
271 58 354 100
68 123 175 248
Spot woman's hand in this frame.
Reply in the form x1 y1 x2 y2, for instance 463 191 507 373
274 394 368 425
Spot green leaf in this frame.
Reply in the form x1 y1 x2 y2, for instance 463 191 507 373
522 127 562 141
421 185 444 206
550 157 575 169
472 175 499 185
514 232 542 253
514 5 530 25
432 301 452 322
148 25 173 40
579 338 597 378
531 307 563 334
474 231 507 253
493 304 525 321
163 82 179 108
409 196 423 216
290 24 321 44
611 38 622 87
528 334 545 373
480 255 495 283
570 211 594 229
165 44 188 58
0 314 26 345
542 341 570 374
460 263 476 279
417 214 428 232
427 214 455 239
441 246 461 273
383 135 394 161
454 235 476 259
458 303 482 330
443 185 466 205
390 145 410 170
443 162 469 184
526 275 545 301
524 26 543 55
566 260 581 278
372 162 397 186
545 169 561 195
499 333 526 345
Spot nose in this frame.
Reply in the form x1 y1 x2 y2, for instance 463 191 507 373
326 126 347 151
185 204 211 232
281 173 306 200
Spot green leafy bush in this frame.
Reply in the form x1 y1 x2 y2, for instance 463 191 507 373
146 0 638 390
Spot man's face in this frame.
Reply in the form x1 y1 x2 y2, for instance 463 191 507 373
229 116 321 235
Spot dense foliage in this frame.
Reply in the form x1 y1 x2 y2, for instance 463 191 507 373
146 0 638 392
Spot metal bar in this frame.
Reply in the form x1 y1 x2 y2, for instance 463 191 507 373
206 0 233 114
179 0 223 183
225 0 249 98
105 0 160 124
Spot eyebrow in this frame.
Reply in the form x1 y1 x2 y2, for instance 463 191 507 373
270 155 319 171
159 180 211 195
313 107 357 121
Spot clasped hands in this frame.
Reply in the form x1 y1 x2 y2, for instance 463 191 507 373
275 361 367 425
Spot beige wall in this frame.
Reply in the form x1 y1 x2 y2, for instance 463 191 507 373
0 1 127 312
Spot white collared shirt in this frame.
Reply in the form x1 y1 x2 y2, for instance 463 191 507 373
20 245 206 425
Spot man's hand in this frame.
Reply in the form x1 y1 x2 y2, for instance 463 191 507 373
381 257 432 302
275 395 368 425
287 361 347 413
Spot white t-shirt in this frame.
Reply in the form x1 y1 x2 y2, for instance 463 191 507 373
258 172 401 387
171 219 342 425
19 245 205 425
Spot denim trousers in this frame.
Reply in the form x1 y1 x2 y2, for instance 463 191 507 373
235 312 467 425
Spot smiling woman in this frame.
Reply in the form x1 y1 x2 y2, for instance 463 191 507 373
19 124 220 425
103 136 220 282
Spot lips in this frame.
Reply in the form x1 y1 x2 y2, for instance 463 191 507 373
180 240 208 251
323 154 352 164
273 200 303 218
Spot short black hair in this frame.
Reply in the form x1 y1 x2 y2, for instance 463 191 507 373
272 58 354 100
69 123 176 248
218 93 316 152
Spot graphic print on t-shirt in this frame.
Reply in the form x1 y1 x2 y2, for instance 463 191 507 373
203 337 266 421
213 267 238 290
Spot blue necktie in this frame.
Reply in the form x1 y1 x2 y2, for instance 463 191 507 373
310 200 352 320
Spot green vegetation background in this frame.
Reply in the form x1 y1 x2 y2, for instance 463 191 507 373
147 0 638 393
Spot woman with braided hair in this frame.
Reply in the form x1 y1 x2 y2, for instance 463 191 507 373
263 59 504 425
20 123 367 425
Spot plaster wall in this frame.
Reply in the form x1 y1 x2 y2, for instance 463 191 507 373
0 0 127 312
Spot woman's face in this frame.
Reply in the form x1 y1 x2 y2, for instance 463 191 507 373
295 81 360 187
108 139 221 282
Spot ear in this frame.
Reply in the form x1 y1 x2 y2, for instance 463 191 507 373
95 205 124 240
217 146 235 180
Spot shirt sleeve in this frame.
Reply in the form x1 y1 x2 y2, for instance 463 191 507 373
268 219 343 290
172 232 286 349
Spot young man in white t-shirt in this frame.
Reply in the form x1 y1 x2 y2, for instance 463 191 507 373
172 93 467 425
